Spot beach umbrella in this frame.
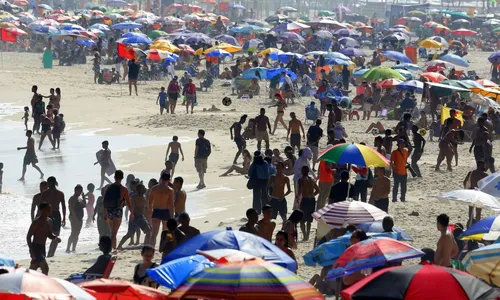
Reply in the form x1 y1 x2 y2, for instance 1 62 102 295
150 39 180 52
452 18 470 25
338 37 360 48
214 34 240 46
3 27 27 36
396 80 424 91
441 79 474 90
459 215 500 241
324 51 350 60
176 44 194 54
334 28 361 37
278 6 297 12
162 16 185 25
436 189 500 210
89 23 110 31
148 30 168 39
76 39 96 47
146 49 171 60
318 142 389 167
37 3 53 10
264 14 288 24
327 237 424 280
484 19 500 26
19 15 36 24
382 34 407 43
462 80 483 88
58 23 85 31
161 229 297 272
0 255 14 267
357 222 413 241
227 3 245 9
318 10 335 17
431 82 472 97
478 172 500 198
425 21 439 27
312 200 388 228
147 255 214 290
31 25 58 35
429 35 449 45
392 63 422 71
266 68 298 81
362 66 406 80
419 39 443 49
271 21 310 32
307 18 346 29
80 279 168 299
313 30 334 39
420 72 447 82
242 67 268 79
377 78 403 89
203 42 242 54
168 258 324 300
0 269 95 299
440 53 469 67
0 21 16 28
258 47 279 57
119 34 152 45
451 28 477 36
206 49 232 58
242 39 263 52
462 243 500 287
476 79 498 88
278 32 304 42
471 87 500 100
339 47 366 57
111 21 143 30
135 17 156 25
380 50 412 63
352 68 369 77
395 69 415 80
270 51 303 64
51 32 89 41
341 265 499 300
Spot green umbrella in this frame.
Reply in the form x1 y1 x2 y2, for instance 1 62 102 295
494 27 500 33
448 11 470 19
148 30 168 39
318 10 335 17
362 67 406 81
441 79 473 89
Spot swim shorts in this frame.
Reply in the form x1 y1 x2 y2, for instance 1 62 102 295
127 214 151 233
234 136 246 150
168 153 179 164
256 130 269 142
24 151 38 165
300 197 316 222
51 210 62 235
30 243 46 263
195 158 207 173
290 133 301 148
152 209 171 221
106 208 123 220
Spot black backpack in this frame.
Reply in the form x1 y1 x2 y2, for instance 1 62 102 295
198 139 211 158
103 183 122 209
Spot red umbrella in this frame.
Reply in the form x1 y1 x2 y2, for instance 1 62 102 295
177 43 195 53
420 72 447 83
451 28 477 36
79 279 169 300
476 79 498 88
341 265 499 300
377 78 402 89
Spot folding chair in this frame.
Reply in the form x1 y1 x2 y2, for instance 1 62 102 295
102 256 117 279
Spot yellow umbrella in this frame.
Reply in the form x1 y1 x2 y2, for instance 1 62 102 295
470 87 500 101
150 40 180 52
0 12 14 18
203 42 242 54
419 39 443 49
194 47 203 56
258 47 280 57
0 22 16 28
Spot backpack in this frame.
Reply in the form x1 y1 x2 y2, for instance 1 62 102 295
103 183 122 209
197 138 211 158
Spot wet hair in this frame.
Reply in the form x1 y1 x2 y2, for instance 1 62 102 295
141 245 154 255
167 218 178 230
437 213 450 227
174 177 184 187
382 216 394 232
351 229 368 241
198 129 205 136
276 231 289 248
114 170 124 180
288 209 304 223
99 236 112 254
161 172 171 181
47 176 58 186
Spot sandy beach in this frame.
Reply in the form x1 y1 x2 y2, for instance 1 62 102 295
0 49 498 293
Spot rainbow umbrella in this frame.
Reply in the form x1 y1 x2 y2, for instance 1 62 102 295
462 243 500 287
318 143 389 167
168 258 325 300
458 215 500 241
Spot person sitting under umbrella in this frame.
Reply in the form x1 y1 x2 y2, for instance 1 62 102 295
343 229 370 286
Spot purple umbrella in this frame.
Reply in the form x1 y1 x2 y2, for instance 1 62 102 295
488 52 500 64
184 33 212 45
338 37 360 48
381 50 412 63
334 28 361 37
214 34 240 46
278 32 305 43
333 5 351 13
339 47 367 57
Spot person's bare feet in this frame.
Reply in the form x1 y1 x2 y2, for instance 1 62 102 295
18 177 25 181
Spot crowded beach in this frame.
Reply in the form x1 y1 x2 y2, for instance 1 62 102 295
0 1 500 299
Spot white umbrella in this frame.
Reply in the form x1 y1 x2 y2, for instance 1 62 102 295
312 200 388 228
436 189 500 210
478 172 500 197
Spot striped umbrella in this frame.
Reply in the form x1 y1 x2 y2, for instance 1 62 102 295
459 215 500 241
312 200 388 228
462 243 500 287
168 258 324 300
318 143 389 167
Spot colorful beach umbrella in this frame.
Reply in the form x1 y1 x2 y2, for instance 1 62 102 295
451 28 477 36
111 21 143 30
214 34 240 46
462 243 500 287
278 32 305 42
440 53 469 67
357 222 413 241
392 63 422 71
161 229 297 272
312 200 388 228
168 259 324 300
318 143 390 166
327 237 424 280
150 40 180 52
242 67 268 79
0 255 14 267
478 172 500 197
242 38 263 51
488 52 500 63
418 39 443 49
396 69 415 80
436 189 500 210
420 72 447 82
476 79 498 88
459 215 500 241
396 80 424 91
206 49 232 58
380 50 412 63
377 78 403 89
148 30 168 39
362 66 406 80
338 37 360 47
341 265 499 300
80 279 168 300
339 47 366 57
203 42 242 54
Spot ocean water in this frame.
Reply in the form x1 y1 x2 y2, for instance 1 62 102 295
0 104 229 260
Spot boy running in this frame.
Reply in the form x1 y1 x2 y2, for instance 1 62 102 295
156 87 168 115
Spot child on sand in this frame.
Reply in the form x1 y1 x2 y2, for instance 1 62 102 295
85 183 95 226
156 87 168 115
22 106 30 131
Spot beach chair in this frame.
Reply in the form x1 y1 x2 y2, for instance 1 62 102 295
102 256 117 279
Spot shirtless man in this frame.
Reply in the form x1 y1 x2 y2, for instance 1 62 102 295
102 170 134 249
287 112 305 153
173 176 186 218
270 93 288 134
18 130 44 180
178 212 200 240
41 176 66 257
297 166 319 241
229 115 247 164
362 81 373 120
267 162 291 222
463 160 488 228
436 121 459 171
435 213 459 267
369 167 391 213
442 109 462 166
240 208 258 235
165 136 184 177
254 108 272 151
117 183 151 249
27 203 61 275
95 141 113 190
31 181 48 221
257 205 276 242
149 172 175 248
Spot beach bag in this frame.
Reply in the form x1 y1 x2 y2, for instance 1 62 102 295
103 183 121 209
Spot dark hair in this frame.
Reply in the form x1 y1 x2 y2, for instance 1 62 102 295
382 216 394 232
167 218 178 230
240 114 248 120
75 184 83 192
115 170 124 180
174 176 183 186
316 119 322 125
340 170 349 180
47 176 57 186
198 129 205 136
351 229 368 241
173 136 178 141
246 208 258 218
384 129 392 136
161 172 171 181
288 210 304 223
276 231 289 248
141 245 155 255
39 203 51 211
178 212 190 221
99 236 112 254
40 181 48 187
437 213 449 227
346 225 357 232
264 157 272 164
262 204 272 213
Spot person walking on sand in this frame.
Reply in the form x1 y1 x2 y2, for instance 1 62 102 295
128 59 140 96
411 125 425 177
166 136 184 178
297 166 319 241
156 87 168 115
229 114 247 164
148 172 174 248
269 93 288 134
307 119 323 171
463 160 488 228
267 162 291 222
42 176 66 257
118 183 152 249
168 76 181 114
435 214 459 267
287 112 305 153
66 184 86 253
254 108 272 152
18 130 44 181
194 130 211 189
390 139 409 203
248 151 270 214
183 78 197 114
27 203 61 275
102 170 134 249
95 141 114 190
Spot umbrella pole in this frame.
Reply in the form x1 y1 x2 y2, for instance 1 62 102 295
335 278 341 299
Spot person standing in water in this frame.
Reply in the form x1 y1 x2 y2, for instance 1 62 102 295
95 141 113 189
51 109 62 149
66 184 86 253
149 172 175 247
85 183 95 226
229 114 247 164
18 130 44 180
165 136 184 178
41 176 66 257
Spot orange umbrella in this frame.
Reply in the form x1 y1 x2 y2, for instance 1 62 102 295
420 72 447 83
377 78 402 89
424 21 438 28
476 79 498 88
80 279 169 300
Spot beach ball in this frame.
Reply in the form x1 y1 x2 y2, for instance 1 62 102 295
222 97 232 106
419 128 427 136
371 128 379 136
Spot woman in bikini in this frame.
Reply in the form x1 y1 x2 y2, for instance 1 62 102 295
133 245 158 288
220 150 252 176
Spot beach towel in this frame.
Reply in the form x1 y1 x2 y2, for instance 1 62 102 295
43 50 53 69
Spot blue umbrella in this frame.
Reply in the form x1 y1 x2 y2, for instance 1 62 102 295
270 52 303 64
266 68 298 82
357 222 413 241
488 52 500 64
59 24 85 31
352 68 369 77
227 3 245 9
339 48 366 57
396 69 415 80
147 255 214 289
338 37 360 48
119 35 152 45
161 229 297 272
76 40 96 47
89 23 110 31
334 29 361 37
32 25 58 35
325 58 352 66
392 63 422 71
380 50 412 63
206 49 232 58
242 38 263 51
122 32 147 38
0 255 14 267
324 52 350 60
184 33 212 45
242 67 269 79
214 34 240 46
440 53 469 67
278 32 304 42
111 21 143 30
459 215 500 241
396 79 424 91
462 80 483 88
162 55 178 66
